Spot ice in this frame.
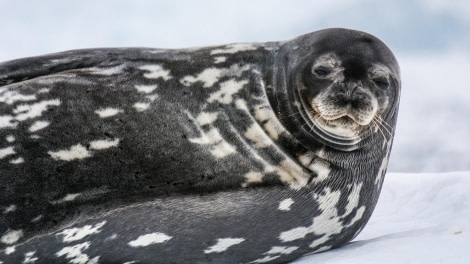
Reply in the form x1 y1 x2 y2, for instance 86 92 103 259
294 172 470 263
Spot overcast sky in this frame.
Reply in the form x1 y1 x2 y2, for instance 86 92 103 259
1 0 469 61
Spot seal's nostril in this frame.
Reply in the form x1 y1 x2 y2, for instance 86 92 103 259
346 81 363 96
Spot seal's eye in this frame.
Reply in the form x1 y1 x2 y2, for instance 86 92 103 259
313 66 330 77
374 78 390 89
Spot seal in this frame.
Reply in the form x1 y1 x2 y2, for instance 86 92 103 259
0 28 400 263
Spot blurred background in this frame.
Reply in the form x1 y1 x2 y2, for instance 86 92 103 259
1 0 469 172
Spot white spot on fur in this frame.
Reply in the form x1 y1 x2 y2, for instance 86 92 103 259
133 102 150 112
265 246 298 255
0 115 17 129
48 144 91 161
279 188 343 243
58 221 106 242
31 215 43 223
146 94 158 102
195 112 218 126
250 246 299 263
348 206 366 227
276 160 311 189
5 246 15 255
253 104 286 140
279 226 311 242
180 67 223 88
88 65 125 75
94 108 123 118
0 146 15 160
1 229 23 244
0 90 36 105
139 65 172 81
376 140 392 187
23 251 38 263
89 138 120 150
211 140 237 158
245 124 272 148
6 135 15 142
278 198 294 211
298 152 331 183
235 99 249 112
13 99 61 121
135 84 157 94
29 120 50 132
204 238 245 254
263 120 281 140
210 43 257 55
249 255 281 263
344 183 363 216
308 189 345 247
105 234 118 241
309 235 332 249
241 165 276 188
51 193 81 204
313 245 332 253
10 157 24 164
188 133 211 145
3 204 17 214
38 88 50 93
189 128 236 159
128 232 172 247
241 171 264 187
251 245 299 262
56 242 99 264
207 79 248 104
214 56 226 63
254 105 271 122
274 183 365 251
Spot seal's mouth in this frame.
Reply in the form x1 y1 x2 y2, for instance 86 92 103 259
294 85 380 151
314 109 373 126
308 103 372 139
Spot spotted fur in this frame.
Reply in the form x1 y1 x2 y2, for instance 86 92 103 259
0 28 400 263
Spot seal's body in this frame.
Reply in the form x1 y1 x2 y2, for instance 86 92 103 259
0 28 400 263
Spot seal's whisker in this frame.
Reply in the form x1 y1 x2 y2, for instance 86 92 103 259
372 119 388 142
375 119 391 138
373 115 393 136
285 111 304 119
375 115 394 132
371 115 393 144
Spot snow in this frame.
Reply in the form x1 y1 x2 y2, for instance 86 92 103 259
294 172 470 264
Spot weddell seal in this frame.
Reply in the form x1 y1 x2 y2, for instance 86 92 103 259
0 28 400 263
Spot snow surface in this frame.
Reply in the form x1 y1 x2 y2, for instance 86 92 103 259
294 172 470 264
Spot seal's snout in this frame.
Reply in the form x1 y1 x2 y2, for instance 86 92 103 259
335 81 368 104
312 80 377 128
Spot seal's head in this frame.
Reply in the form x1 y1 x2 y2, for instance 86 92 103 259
286 28 400 150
